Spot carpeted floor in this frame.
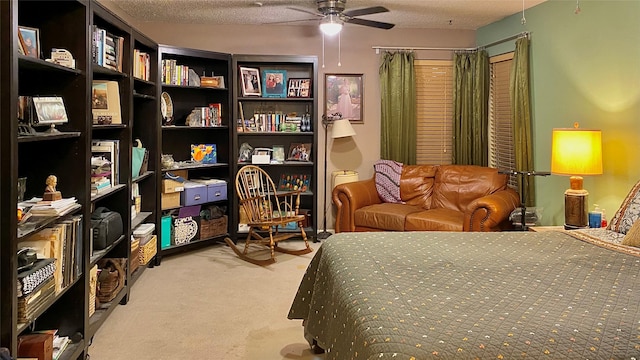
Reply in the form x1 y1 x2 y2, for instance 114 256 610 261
87 240 324 360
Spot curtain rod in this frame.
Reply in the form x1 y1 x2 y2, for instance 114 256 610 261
372 31 530 54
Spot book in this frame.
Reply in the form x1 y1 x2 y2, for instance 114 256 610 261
91 80 122 124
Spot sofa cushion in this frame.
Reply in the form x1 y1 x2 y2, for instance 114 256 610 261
374 160 404 203
608 179 640 235
355 203 423 231
405 208 464 231
432 165 508 213
400 165 437 209
622 220 640 247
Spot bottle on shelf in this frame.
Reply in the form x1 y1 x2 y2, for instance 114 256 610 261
588 204 602 228
601 208 607 228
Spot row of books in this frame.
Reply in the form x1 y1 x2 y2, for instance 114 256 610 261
19 215 83 294
240 112 311 133
29 197 78 217
133 49 151 81
91 25 124 72
162 59 195 86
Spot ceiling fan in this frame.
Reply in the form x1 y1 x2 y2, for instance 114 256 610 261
286 0 395 35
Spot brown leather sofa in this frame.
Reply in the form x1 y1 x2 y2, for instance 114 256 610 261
332 164 520 233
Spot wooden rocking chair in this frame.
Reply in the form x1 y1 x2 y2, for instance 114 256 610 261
224 165 312 265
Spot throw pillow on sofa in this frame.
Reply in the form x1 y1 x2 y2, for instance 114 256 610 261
374 159 403 204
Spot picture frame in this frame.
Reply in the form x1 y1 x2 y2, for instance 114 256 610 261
239 67 261 97
325 73 364 123
272 145 285 163
287 143 312 162
261 69 287 98
32 96 69 124
18 26 40 59
287 78 311 98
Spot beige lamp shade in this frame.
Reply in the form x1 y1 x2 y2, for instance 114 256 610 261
551 128 603 177
331 118 356 139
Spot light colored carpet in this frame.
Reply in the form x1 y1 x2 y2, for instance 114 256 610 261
88 240 324 360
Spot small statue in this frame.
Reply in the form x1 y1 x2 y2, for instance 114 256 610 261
43 174 62 201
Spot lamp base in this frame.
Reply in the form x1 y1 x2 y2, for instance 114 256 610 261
564 189 588 229
316 231 333 240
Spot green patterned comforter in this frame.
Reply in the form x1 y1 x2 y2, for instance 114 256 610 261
288 231 640 359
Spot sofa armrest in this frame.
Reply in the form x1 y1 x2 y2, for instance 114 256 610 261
332 178 381 233
463 188 520 231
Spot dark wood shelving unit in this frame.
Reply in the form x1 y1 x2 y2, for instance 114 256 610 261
156 44 233 262
232 55 319 241
0 1 159 357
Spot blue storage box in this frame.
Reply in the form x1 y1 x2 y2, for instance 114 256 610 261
192 179 228 203
181 182 208 206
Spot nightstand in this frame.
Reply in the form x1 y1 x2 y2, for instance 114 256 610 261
528 226 565 232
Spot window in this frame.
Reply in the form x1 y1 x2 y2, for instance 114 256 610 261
488 53 516 187
414 55 515 178
415 60 453 165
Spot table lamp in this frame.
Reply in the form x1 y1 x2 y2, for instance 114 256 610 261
550 123 602 229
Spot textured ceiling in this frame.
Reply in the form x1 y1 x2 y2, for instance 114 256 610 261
107 0 548 30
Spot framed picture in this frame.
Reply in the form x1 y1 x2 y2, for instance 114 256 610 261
32 97 69 124
239 67 261 97
287 143 312 162
272 145 285 163
287 78 311 98
325 73 364 123
18 26 40 59
262 69 287 98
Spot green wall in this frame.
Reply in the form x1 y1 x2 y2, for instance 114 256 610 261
478 0 640 225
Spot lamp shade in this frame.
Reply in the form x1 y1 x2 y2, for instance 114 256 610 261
331 118 356 138
551 128 603 176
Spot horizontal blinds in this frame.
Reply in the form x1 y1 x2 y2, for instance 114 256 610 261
415 60 453 165
489 54 516 187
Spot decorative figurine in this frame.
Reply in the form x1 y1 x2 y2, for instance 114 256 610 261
43 174 62 201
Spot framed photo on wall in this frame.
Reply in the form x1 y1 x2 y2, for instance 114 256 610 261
239 67 261 97
325 73 363 123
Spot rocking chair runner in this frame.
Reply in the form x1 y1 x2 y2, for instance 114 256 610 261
225 165 313 265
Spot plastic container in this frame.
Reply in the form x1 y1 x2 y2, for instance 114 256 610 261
133 223 155 244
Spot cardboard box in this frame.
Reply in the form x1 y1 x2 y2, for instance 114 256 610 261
162 179 184 193
161 192 180 210
17 332 53 360
192 179 227 202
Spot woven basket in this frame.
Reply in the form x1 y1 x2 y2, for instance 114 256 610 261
96 258 126 303
200 215 228 240
139 235 157 265
130 239 140 273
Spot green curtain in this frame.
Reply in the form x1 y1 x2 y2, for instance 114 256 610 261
511 37 535 206
379 51 416 164
452 50 489 165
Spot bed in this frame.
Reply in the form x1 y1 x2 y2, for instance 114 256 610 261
288 230 640 359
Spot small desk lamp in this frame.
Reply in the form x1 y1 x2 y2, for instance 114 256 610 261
317 114 356 240
551 123 602 229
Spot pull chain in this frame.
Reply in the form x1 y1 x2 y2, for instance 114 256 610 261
338 32 342 67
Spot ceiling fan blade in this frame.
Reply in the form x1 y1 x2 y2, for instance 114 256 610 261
342 6 389 18
344 17 395 30
264 18 319 25
287 6 324 18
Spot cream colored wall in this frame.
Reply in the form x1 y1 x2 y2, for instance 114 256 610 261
100 0 475 230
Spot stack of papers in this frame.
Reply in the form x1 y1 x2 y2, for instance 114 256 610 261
30 197 78 216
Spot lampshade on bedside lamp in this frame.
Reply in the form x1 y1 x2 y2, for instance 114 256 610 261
551 124 602 229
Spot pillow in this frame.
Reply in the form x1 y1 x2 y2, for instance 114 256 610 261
374 160 404 203
622 220 640 247
607 179 640 234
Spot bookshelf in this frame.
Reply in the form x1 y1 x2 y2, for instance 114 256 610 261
156 45 233 261
231 55 319 241
0 1 158 357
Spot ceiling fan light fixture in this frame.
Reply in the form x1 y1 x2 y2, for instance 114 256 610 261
320 14 343 36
